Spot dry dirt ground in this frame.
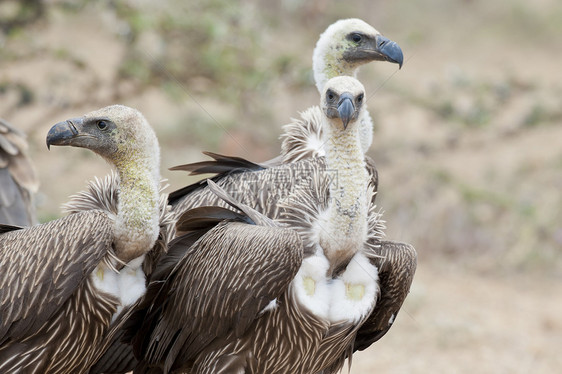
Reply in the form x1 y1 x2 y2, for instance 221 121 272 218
1 1 561 373
351 264 562 373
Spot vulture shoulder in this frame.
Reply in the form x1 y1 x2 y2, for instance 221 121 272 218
279 106 325 163
0 210 114 344
63 172 176 278
355 240 417 351
365 155 379 201
0 119 39 226
126 208 303 373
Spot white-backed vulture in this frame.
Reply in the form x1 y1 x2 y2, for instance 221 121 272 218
280 18 403 163
0 118 39 226
0 105 171 373
111 77 416 374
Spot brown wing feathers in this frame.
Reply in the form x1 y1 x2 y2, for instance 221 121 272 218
175 206 254 233
0 210 113 344
122 209 303 373
0 119 39 226
168 152 264 204
0 223 22 234
354 240 417 352
170 151 264 175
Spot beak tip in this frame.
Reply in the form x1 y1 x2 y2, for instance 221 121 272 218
392 45 404 69
378 37 404 69
46 120 76 149
337 94 355 129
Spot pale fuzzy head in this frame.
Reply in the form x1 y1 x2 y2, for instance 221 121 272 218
83 105 160 169
321 76 366 131
47 104 161 181
312 18 404 92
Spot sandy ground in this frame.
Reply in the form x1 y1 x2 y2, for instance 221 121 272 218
351 263 562 373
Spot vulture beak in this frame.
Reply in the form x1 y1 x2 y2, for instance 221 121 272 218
46 118 82 150
337 93 355 130
375 35 404 69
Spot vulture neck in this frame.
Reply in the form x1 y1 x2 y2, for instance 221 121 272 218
313 45 357 93
313 48 372 154
113 148 160 264
320 118 368 272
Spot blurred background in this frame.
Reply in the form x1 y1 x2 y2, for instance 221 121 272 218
1 0 561 372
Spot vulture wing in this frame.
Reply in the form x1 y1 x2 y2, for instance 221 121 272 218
0 119 39 226
0 210 114 344
354 240 417 351
88 304 140 374
127 218 303 373
168 152 264 205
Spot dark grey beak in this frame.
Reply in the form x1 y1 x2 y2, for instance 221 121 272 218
46 118 81 150
337 93 355 130
376 35 404 69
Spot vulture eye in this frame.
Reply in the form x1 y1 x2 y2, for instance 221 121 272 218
357 94 364 103
327 91 336 102
351 33 362 43
97 120 108 131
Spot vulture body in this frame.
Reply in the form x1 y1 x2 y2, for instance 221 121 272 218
0 105 171 373
110 77 416 374
0 118 39 226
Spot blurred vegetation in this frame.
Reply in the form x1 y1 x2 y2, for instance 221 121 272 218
0 0 44 34
110 1 272 101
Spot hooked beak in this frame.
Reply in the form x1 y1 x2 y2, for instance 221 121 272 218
344 34 404 69
337 93 355 130
46 118 82 150
376 35 404 69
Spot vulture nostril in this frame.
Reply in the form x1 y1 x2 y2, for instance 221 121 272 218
67 120 78 135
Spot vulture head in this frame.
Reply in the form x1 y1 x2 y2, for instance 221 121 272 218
313 18 404 92
46 105 159 173
46 105 161 263
321 76 366 131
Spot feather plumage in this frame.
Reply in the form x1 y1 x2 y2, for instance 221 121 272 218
102 77 415 374
353 240 417 351
125 204 304 373
0 210 118 373
63 172 176 276
0 119 39 226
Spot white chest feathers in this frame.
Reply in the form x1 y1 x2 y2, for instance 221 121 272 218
292 252 379 323
91 255 147 321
